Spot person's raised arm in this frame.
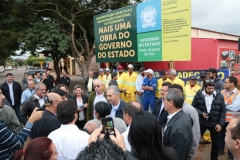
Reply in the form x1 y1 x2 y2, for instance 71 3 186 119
0 108 43 151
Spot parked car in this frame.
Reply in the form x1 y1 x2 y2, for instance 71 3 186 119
25 66 46 75
0 68 4 73
5 66 13 71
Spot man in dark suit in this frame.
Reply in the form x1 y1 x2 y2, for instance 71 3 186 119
106 85 126 120
2 73 23 119
163 88 193 160
152 82 172 128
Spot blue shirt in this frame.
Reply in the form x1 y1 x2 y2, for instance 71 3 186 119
21 88 36 104
142 77 157 97
135 74 145 92
110 100 120 118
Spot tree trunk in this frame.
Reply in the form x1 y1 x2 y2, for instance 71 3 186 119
54 59 61 85
51 52 61 85
70 44 89 80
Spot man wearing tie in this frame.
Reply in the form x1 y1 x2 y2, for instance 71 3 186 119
152 82 171 128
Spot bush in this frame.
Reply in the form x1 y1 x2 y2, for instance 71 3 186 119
26 57 46 66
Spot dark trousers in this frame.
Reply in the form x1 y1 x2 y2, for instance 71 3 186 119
12 105 20 120
218 122 234 158
200 125 220 160
75 119 86 130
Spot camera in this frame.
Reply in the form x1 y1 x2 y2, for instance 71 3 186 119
101 117 116 138
37 104 46 111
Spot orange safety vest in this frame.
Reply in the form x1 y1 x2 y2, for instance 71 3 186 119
222 89 240 122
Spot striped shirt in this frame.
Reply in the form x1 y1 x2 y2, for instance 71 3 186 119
0 120 33 160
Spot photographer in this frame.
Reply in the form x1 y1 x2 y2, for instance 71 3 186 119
31 93 62 139
192 80 226 160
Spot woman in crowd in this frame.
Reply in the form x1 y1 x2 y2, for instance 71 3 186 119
128 111 178 160
83 101 127 134
56 84 72 99
73 85 88 130
13 137 58 160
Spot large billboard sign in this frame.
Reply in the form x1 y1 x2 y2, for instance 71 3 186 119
94 0 191 62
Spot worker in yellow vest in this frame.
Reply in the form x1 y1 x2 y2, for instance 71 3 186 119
168 69 185 91
123 64 138 103
219 76 240 159
103 68 111 90
98 69 105 82
116 66 126 101
185 75 201 105
156 70 171 98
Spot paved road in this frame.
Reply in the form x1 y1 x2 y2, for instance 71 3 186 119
0 67 230 160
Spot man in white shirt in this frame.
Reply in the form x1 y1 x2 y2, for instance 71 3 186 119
122 101 142 152
192 80 226 160
48 100 89 160
106 85 126 120
135 67 145 106
34 72 42 84
2 73 22 119
20 83 46 125
87 79 108 121
84 70 95 95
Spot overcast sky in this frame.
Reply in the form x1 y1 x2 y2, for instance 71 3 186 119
191 0 240 36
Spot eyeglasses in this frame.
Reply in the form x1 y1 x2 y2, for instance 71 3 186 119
94 85 100 88
205 79 214 83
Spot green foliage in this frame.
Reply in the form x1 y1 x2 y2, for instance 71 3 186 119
15 59 24 66
10 62 19 66
26 57 45 66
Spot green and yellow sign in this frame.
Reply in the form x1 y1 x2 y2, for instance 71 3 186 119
94 0 191 62
94 6 137 62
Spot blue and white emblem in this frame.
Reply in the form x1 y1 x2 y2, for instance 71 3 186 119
141 6 157 28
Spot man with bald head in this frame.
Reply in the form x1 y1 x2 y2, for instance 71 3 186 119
122 101 142 151
31 92 62 139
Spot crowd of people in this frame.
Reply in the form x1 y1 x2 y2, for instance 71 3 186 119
0 64 240 160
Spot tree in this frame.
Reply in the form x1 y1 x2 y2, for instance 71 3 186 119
0 0 31 64
20 0 142 79
21 19 70 82
26 57 45 66
15 59 24 66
